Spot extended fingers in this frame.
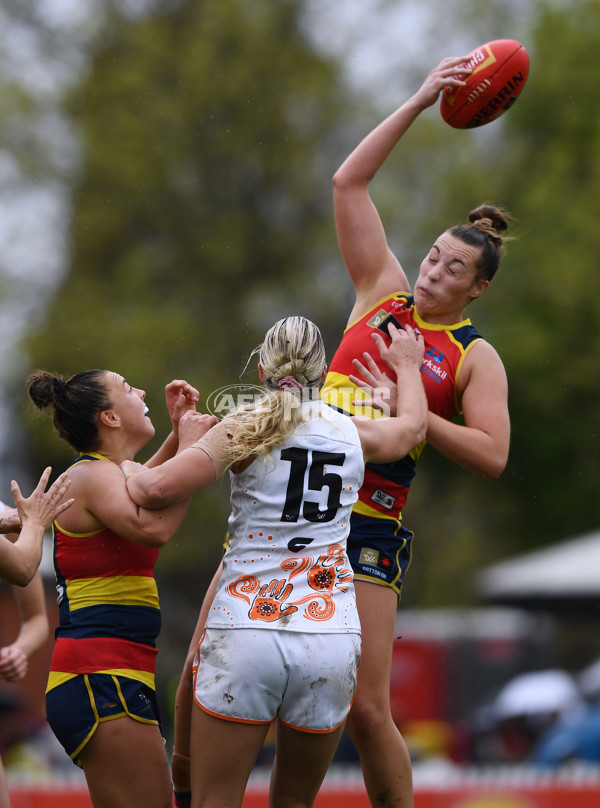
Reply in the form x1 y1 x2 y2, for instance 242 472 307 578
436 55 472 80
47 472 71 501
171 394 194 421
9 479 23 508
166 379 199 402
369 331 387 356
33 466 53 495
388 323 421 348
348 372 371 391
363 349 385 375
351 359 377 388
54 498 75 517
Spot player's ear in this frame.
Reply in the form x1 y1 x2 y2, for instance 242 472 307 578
470 278 489 300
99 409 120 429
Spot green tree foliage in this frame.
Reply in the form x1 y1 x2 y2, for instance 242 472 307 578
24 0 357 592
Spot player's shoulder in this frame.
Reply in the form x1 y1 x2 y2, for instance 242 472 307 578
462 339 507 384
69 455 121 490
467 338 503 362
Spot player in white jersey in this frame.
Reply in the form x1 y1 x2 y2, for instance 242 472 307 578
122 316 427 808
207 399 363 636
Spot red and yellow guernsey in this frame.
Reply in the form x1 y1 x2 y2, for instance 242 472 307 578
321 293 483 523
46 453 160 695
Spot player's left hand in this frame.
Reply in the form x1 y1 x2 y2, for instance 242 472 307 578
378 323 425 370
165 380 200 429
11 468 73 532
414 55 472 109
350 352 397 415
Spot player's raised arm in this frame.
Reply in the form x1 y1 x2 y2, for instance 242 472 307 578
333 57 471 320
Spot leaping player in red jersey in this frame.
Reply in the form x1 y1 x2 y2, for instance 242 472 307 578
319 55 511 808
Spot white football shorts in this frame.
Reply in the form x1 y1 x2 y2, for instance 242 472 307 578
192 628 361 732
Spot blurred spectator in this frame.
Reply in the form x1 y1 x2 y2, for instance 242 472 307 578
532 704 600 766
466 669 586 764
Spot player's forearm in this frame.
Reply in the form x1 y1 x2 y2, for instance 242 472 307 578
392 365 428 440
13 614 49 658
121 496 191 548
146 430 179 468
13 574 49 656
0 529 43 586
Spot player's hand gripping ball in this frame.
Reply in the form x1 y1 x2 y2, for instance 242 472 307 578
440 39 529 129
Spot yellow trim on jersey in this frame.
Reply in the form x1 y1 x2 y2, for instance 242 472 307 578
450 334 483 413
77 451 111 462
347 293 475 335
345 291 411 332
65 575 159 611
411 308 473 332
409 439 427 462
46 668 156 694
46 671 78 691
352 500 400 521
54 522 106 538
320 371 385 419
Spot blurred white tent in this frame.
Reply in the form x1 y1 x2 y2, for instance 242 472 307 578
493 669 585 720
476 528 600 611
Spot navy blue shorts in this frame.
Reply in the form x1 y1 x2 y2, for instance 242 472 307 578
346 514 414 597
45 673 162 767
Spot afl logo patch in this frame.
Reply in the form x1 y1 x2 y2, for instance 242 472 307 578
359 547 380 567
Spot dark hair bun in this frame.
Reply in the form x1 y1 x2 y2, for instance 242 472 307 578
27 371 58 411
468 205 508 244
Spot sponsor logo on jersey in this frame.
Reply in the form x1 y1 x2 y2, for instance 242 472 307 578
358 547 393 579
136 693 154 714
359 547 379 567
425 348 444 363
98 699 119 710
421 349 448 384
288 537 315 552
367 309 392 330
380 552 393 571
371 489 396 510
